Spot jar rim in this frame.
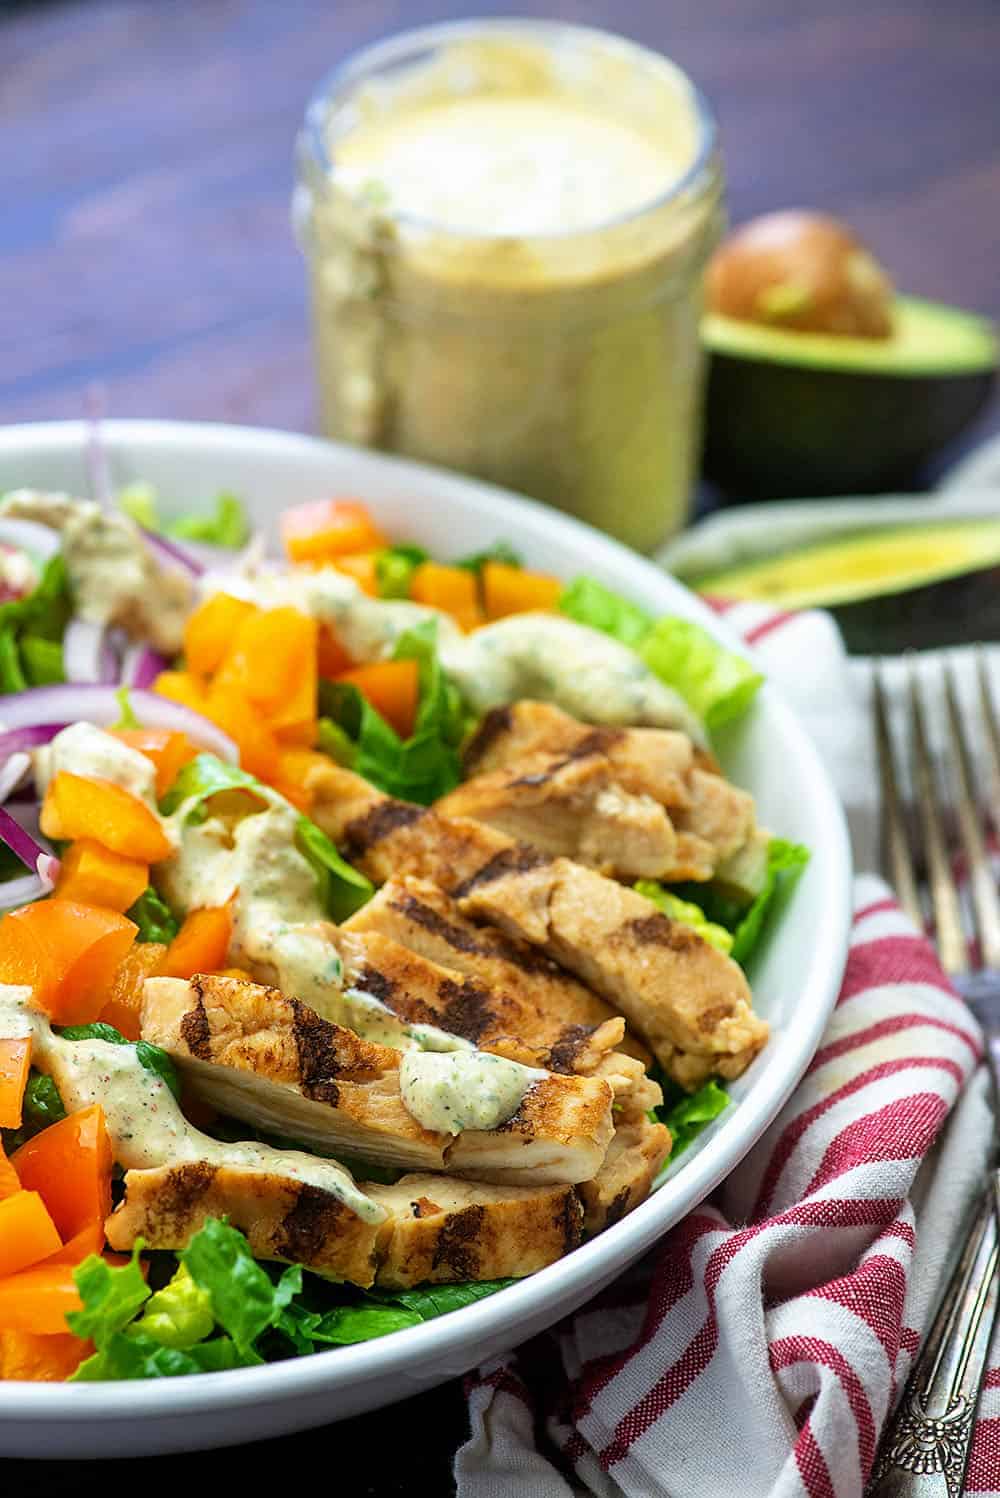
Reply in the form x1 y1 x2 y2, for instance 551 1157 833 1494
299 18 720 243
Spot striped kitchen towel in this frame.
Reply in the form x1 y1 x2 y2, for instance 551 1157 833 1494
454 603 1000 1498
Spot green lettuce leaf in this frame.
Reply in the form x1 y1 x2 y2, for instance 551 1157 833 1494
58 1023 182 1102
0 555 71 696
659 1079 731 1158
274 1277 515 1351
454 541 522 573
729 839 810 966
367 1279 517 1318
183 1218 301 1359
120 486 250 549
558 575 763 731
376 544 428 599
158 752 259 817
68 1243 152 1345
126 886 180 946
320 620 463 804
130 1264 214 1350
1 1071 65 1152
296 817 374 921
20 635 64 686
633 881 734 954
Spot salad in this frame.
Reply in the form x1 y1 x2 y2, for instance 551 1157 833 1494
0 480 806 1383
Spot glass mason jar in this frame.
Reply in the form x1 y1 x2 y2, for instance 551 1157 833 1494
294 21 724 553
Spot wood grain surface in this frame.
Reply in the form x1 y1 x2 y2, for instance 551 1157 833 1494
0 2 998 1491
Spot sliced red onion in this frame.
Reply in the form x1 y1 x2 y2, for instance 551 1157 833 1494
0 873 49 911
0 805 54 876
0 752 31 805
121 643 169 690
64 618 119 686
0 724 67 760
36 853 60 891
138 526 204 577
0 685 237 760
0 518 62 563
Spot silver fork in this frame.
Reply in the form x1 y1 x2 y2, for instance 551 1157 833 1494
867 651 1000 1497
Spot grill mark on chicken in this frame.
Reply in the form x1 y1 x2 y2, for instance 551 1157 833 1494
463 705 514 770
626 913 703 954
437 977 495 1044
352 967 396 1006
545 1025 598 1074
604 1186 632 1229
275 1183 347 1264
452 845 551 899
290 998 342 1105
179 978 213 1061
558 1189 583 1253
151 1161 220 1232
387 889 558 978
343 799 425 858
507 731 624 788
430 1203 485 1278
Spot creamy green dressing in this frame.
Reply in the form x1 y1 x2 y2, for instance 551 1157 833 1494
229 567 704 738
399 1049 544 1135
0 988 382 1223
36 722 162 809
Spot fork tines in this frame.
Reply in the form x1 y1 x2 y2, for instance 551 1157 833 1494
873 649 1000 976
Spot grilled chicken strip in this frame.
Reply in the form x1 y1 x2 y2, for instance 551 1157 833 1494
142 974 614 1185
344 876 651 1067
461 701 766 890
105 1164 583 1289
577 1115 672 1234
455 854 768 1085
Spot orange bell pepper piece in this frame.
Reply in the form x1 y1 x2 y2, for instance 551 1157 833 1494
333 553 379 596
317 623 354 678
0 1265 83 1334
113 728 199 798
0 1329 92 1381
41 1221 105 1266
0 1141 21 1202
0 1192 62 1278
0 900 137 1025
410 562 483 632
154 669 210 715
41 772 172 864
338 659 420 739
204 682 279 781
230 607 319 715
97 940 167 1041
482 562 564 620
184 593 257 678
160 905 233 980
0 1036 31 1129
55 840 149 914
281 499 386 564
13 1105 113 1242
271 749 330 812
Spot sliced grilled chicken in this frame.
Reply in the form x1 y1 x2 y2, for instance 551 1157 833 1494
105 1163 581 1288
344 876 651 1068
437 753 684 880
577 1115 672 1234
142 974 614 1185
464 700 695 808
455 856 768 1086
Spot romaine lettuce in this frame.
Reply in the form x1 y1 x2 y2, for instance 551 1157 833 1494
634 881 734 954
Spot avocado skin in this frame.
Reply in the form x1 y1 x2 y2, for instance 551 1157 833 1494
703 355 996 499
830 565 1000 654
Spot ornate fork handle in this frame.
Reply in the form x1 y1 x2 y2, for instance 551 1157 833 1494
866 1182 1000 1496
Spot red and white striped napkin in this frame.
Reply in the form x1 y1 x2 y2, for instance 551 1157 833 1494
454 603 1000 1498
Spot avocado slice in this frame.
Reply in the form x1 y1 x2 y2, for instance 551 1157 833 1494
702 296 998 500
693 518 1000 654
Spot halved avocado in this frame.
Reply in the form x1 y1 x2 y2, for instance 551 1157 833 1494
702 297 998 499
693 518 1000 653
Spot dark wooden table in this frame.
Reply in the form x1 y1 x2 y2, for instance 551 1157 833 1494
1 0 999 1489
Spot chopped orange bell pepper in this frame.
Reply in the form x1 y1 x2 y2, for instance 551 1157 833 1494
113 728 199 798
0 1192 62 1278
0 1329 92 1381
271 749 329 812
410 562 483 632
0 1265 83 1334
204 682 279 781
41 772 172 864
0 900 137 1025
231 607 319 715
97 941 167 1041
159 905 233 980
333 553 379 596
154 669 209 715
482 562 564 620
13 1105 113 1242
55 840 149 914
41 1221 105 1267
338 659 420 739
317 623 354 678
0 1037 31 1129
281 500 386 564
184 593 258 678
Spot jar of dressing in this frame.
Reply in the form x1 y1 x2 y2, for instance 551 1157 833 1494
294 21 723 552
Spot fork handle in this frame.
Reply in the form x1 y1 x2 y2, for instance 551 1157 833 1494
866 1181 1000 1497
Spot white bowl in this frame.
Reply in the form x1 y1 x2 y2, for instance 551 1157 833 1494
0 421 852 1457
